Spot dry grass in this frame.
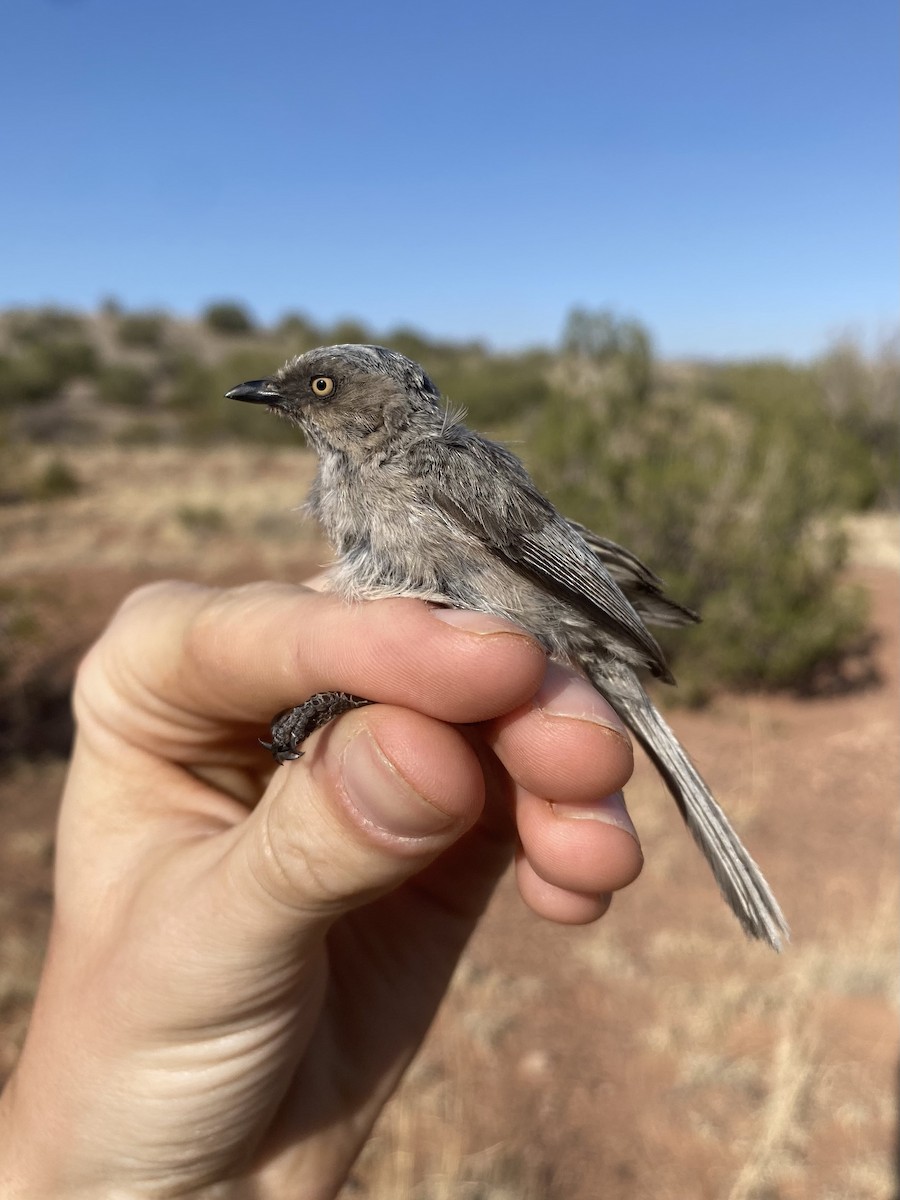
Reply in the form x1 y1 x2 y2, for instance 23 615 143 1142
0 444 323 581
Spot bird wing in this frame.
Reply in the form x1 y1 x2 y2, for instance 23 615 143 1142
416 433 673 680
569 521 700 629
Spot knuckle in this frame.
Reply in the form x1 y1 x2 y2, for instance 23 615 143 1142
257 781 357 914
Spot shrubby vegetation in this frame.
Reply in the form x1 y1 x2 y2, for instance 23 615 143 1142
0 300 894 696
29 457 81 501
527 321 873 699
116 310 168 349
0 307 98 406
203 301 257 336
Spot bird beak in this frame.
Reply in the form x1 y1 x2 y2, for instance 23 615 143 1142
225 378 283 406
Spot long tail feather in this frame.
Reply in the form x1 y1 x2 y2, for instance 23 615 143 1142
611 688 789 950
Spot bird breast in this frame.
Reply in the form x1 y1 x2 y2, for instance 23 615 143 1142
309 452 477 603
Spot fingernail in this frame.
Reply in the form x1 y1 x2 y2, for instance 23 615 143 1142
340 731 456 838
430 606 533 638
537 664 630 742
550 791 640 845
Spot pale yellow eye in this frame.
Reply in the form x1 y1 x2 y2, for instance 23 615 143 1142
311 376 335 397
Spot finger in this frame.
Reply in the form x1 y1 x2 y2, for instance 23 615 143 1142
78 582 546 752
514 786 643 899
482 662 635 804
220 704 487 934
515 854 614 925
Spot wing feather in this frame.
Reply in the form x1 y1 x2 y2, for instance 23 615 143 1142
418 433 673 680
569 521 700 629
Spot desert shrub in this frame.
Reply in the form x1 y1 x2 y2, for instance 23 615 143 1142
382 326 447 363
0 585 43 688
214 352 297 444
117 311 167 349
524 363 867 699
0 336 99 406
176 504 228 534
48 339 98 379
30 458 81 501
99 296 123 318
703 360 885 513
6 307 85 344
164 358 221 440
4 306 97 385
1 347 66 403
437 353 552 429
561 307 654 404
116 422 163 446
274 312 324 350
165 356 214 410
0 357 20 408
326 318 372 346
164 352 290 444
203 302 256 336
816 336 899 508
96 364 153 408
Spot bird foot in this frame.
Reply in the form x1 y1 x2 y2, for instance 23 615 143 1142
263 692 372 764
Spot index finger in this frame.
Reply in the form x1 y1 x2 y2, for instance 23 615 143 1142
76 581 546 751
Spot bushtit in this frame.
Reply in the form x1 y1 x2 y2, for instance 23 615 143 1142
227 345 787 950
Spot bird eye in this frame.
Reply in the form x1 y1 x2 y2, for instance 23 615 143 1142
311 376 335 397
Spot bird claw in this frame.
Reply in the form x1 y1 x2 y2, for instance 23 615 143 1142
259 737 303 763
263 692 372 764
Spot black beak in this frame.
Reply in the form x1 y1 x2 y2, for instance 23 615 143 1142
225 378 282 405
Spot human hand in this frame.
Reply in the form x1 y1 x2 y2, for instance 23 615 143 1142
0 580 640 1198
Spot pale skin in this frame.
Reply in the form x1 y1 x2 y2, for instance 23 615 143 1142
0 579 642 1199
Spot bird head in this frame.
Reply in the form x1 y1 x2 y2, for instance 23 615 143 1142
226 344 444 454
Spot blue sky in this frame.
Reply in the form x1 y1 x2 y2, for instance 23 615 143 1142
1 0 895 358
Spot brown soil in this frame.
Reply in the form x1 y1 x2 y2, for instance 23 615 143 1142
0 453 896 1199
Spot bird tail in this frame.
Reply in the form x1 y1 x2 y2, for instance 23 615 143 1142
605 682 789 951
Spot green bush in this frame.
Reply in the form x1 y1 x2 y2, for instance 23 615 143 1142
326 318 372 346
116 421 163 446
203 302 256 336
164 351 291 444
704 359 890 512
214 352 297 444
7 307 85 344
30 458 81 501
437 353 551 429
165 356 214 411
815 336 900 508
99 296 123 318
0 308 98 408
1 347 66 403
0 356 20 407
561 307 654 404
274 312 323 349
96 364 153 408
47 338 98 380
176 504 228 534
0 337 99 406
117 311 167 349
524 361 868 699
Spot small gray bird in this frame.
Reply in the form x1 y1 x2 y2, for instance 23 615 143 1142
227 345 788 950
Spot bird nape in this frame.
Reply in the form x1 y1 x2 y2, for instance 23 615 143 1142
226 344 789 951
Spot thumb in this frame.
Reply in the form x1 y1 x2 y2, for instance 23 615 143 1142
226 706 486 936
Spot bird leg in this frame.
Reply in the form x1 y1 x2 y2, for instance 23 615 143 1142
263 692 372 764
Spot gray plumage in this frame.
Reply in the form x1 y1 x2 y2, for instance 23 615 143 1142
226 344 788 951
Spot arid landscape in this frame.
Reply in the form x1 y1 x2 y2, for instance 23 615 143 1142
1 444 896 1199
3 0 896 1190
